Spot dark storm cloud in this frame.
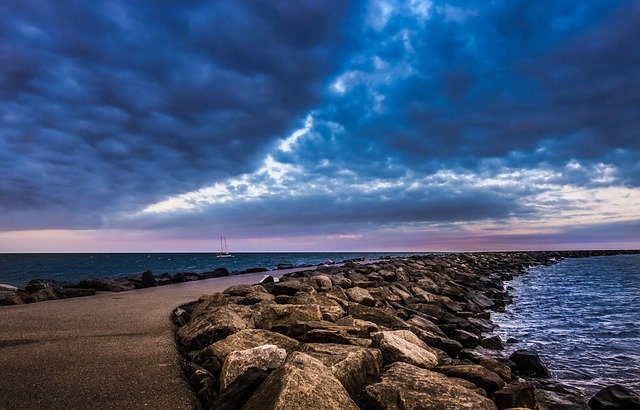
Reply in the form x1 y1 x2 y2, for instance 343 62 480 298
0 1 350 229
2 0 638 247
279 0 639 182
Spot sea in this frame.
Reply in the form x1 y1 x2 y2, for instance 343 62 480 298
0 252 426 288
492 254 640 396
2 252 638 396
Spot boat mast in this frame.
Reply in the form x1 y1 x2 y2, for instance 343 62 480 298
220 235 224 253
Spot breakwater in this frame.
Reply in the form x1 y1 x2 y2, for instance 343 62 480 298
172 250 640 409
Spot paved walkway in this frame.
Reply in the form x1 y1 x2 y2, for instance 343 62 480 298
0 270 302 409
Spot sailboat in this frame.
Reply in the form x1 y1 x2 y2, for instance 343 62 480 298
216 235 233 258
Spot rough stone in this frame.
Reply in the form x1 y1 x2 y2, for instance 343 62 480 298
509 349 552 378
361 362 497 410
345 287 376 306
372 330 439 369
223 284 255 297
449 328 481 348
210 367 268 410
481 335 505 350
493 381 537 410
348 304 408 329
0 284 18 292
253 304 323 331
271 281 314 296
311 275 333 291
199 329 299 364
299 342 383 398
242 352 359 410
141 270 157 287
177 304 252 350
436 364 506 394
588 384 640 410
220 344 287 389
0 290 23 305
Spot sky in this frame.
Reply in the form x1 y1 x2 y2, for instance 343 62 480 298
1 0 639 252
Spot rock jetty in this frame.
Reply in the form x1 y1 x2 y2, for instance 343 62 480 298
0 267 232 306
172 250 640 409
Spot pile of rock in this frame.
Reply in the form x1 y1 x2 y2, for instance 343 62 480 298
174 252 582 410
0 267 232 305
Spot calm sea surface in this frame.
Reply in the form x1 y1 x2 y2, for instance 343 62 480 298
0 252 427 288
493 254 640 396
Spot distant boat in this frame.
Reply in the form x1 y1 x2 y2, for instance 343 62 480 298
216 235 233 258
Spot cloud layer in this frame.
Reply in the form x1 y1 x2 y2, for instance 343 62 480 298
1 0 639 251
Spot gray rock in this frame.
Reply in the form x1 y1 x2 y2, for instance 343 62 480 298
223 284 255 297
348 304 408 329
493 381 537 410
480 335 504 350
242 352 359 410
435 364 506 394
311 275 333 291
141 270 157 287
177 304 253 349
220 344 287 389
253 304 323 331
299 342 383 398
271 280 314 296
0 284 18 292
509 349 551 378
588 384 640 410
211 367 268 410
372 330 439 369
345 287 376 306
0 290 23 305
198 329 299 364
361 362 497 409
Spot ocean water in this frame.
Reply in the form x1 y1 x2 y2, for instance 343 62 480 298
0 252 426 288
492 254 640 396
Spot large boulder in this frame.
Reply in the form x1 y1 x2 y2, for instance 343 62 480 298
210 368 268 410
361 362 497 409
311 275 333 291
348 304 408 329
509 349 552 378
435 364 506 394
588 384 640 409
141 270 157 287
220 344 287 389
299 343 383 398
198 329 299 364
493 381 537 410
177 304 253 350
0 284 18 292
372 330 439 369
345 287 376 306
271 280 314 296
253 304 323 331
242 352 359 410
0 290 23 305
459 349 512 382
223 284 256 297
480 335 504 350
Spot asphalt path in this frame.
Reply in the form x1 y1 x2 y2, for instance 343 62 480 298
0 268 311 409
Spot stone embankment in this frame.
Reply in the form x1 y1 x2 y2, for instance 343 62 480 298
0 267 232 305
172 250 640 410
